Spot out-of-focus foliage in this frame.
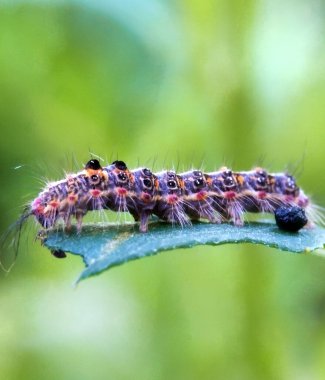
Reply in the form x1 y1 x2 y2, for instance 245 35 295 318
0 1 325 379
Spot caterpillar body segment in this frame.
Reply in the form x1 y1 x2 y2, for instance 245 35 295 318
29 159 313 234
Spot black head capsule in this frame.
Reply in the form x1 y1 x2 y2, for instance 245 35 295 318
112 160 127 170
275 206 308 232
85 159 102 170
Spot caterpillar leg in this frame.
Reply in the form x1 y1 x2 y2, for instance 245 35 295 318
199 209 222 224
226 201 245 226
76 211 85 233
129 209 151 233
139 211 151 233
183 198 222 224
62 212 72 232
231 216 244 226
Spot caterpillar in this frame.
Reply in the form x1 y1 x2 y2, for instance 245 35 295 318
16 158 321 235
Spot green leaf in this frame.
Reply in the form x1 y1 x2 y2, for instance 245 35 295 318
43 221 325 283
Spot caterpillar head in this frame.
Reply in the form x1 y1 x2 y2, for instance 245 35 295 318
31 193 58 229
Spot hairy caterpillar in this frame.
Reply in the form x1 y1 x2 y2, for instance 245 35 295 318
14 159 322 236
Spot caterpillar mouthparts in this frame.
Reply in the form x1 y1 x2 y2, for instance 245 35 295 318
26 159 316 233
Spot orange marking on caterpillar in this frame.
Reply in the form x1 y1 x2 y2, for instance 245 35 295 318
236 175 245 186
196 191 207 201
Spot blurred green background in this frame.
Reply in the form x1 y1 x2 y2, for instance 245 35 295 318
1 0 325 379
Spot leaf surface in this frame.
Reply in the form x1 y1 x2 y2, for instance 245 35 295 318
43 222 325 282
